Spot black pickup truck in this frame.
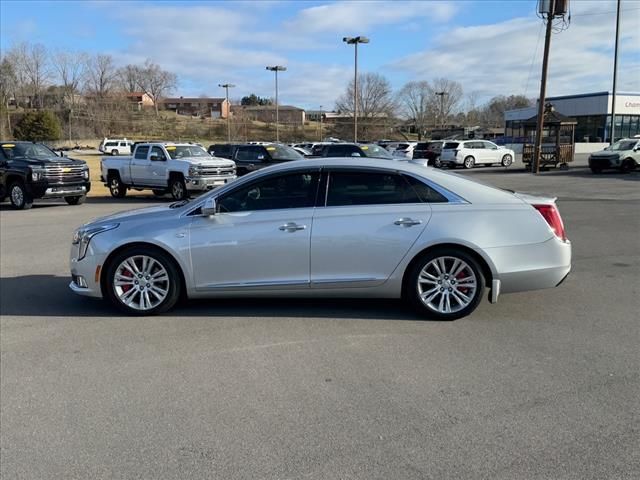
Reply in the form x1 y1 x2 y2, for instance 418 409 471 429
0 141 91 209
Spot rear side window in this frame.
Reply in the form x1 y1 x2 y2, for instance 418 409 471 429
403 175 448 203
326 171 423 206
443 142 459 149
105 142 117 147
135 146 149 159
416 143 430 150
327 145 362 157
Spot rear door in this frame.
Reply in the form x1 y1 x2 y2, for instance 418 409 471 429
482 141 501 163
310 169 431 288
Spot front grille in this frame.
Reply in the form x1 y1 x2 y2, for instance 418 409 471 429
590 157 614 168
195 167 236 176
43 165 87 183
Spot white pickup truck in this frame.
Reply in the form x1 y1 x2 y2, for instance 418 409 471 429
101 142 236 199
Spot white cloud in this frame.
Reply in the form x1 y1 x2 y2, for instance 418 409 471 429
391 0 640 102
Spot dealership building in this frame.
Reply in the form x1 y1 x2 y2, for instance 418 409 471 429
505 92 640 144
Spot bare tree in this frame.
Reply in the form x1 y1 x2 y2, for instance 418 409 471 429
397 80 434 140
481 95 531 127
117 64 141 93
428 77 463 128
52 50 87 107
136 60 177 116
85 54 117 98
336 72 396 139
0 56 17 109
464 91 482 127
7 42 50 109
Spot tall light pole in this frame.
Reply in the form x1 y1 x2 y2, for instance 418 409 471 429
435 91 448 131
319 105 323 141
610 0 621 144
218 83 235 143
343 36 369 143
266 65 286 142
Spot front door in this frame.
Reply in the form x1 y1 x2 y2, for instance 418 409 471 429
130 145 151 185
310 170 431 288
189 170 321 290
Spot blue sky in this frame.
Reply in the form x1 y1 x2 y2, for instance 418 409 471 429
1 0 639 110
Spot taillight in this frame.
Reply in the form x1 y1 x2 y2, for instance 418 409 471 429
454 149 459 156
533 204 567 241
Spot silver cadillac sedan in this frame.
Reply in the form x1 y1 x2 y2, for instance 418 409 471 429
70 158 571 320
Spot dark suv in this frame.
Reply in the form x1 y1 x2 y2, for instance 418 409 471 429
0 141 91 209
207 143 238 159
311 143 393 159
412 141 443 166
232 144 303 176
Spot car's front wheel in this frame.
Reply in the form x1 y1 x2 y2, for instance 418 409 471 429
501 154 513 167
169 177 188 200
406 248 485 321
9 182 33 210
434 157 442 168
103 246 182 315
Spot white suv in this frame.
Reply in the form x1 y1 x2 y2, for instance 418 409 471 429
99 138 132 156
439 140 515 169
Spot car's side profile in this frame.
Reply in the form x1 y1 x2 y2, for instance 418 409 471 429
70 158 571 320
440 140 515 169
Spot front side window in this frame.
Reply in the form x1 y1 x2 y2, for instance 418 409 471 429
218 172 320 212
483 141 498 149
235 146 266 162
150 146 166 161
326 171 422 207
327 145 361 157
134 146 149 159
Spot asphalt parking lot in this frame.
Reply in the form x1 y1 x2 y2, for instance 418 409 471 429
1 164 639 479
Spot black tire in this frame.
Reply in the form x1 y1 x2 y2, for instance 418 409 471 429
103 246 182 315
590 167 602 174
111 149 119 156
9 182 33 210
620 158 635 173
405 248 485 321
463 156 475 169
501 154 513 167
152 189 166 197
434 157 442 168
169 176 188 200
65 195 86 205
108 173 127 198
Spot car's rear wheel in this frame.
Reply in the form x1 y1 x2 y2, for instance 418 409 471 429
169 177 188 200
65 195 86 205
406 248 485 321
108 174 127 198
434 157 442 168
103 247 181 315
463 156 475 169
9 182 33 210
501 154 513 167
111 149 119 156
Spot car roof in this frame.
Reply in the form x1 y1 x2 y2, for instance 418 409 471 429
247 157 521 205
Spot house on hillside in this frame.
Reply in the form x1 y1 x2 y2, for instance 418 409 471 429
124 92 154 110
160 97 230 118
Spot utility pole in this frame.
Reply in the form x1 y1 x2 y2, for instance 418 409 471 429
218 83 235 143
319 105 323 141
610 0 621 144
343 36 369 143
266 66 286 142
435 91 448 130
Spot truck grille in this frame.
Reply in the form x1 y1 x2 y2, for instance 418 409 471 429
196 166 236 176
43 165 87 183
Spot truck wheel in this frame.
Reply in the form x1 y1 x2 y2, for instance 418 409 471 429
169 177 188 200
111 149 119 156
620 158 635 173
65 195 86 205
9 182 33 210
108 174 127 198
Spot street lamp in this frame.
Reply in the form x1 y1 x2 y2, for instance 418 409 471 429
265 65 287 142
218 83 235 143
435 91 448 130
343 36 369 142
319 105 323 141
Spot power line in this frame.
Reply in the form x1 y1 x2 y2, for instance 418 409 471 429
525 21 545 97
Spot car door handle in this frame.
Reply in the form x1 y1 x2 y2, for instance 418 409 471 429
279 222 306 232
394 218 422 227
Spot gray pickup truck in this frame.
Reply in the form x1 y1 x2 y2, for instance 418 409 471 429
101 142 236 199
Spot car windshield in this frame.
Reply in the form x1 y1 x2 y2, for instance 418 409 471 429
266 144 303 160
0 143 56 159
165 145 210 159
609 140 637 151
360 144 393 159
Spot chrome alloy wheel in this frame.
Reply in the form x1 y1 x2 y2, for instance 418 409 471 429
417 256 477 314
171 181 184 199
10 185 24 206
113 255 170 311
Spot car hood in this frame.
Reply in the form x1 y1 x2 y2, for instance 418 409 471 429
88 204 179 227
175 157 235 167
590 150 622 158
12 157 87 167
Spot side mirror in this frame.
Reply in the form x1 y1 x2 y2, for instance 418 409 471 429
201 197 217 216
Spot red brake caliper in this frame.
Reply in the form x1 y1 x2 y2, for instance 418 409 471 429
121 269 133 293
456 270 469 294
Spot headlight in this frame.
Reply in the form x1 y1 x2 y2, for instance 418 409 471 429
30 168 45 181
82 168 90 180
188 166 201 177
72 223 119 260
